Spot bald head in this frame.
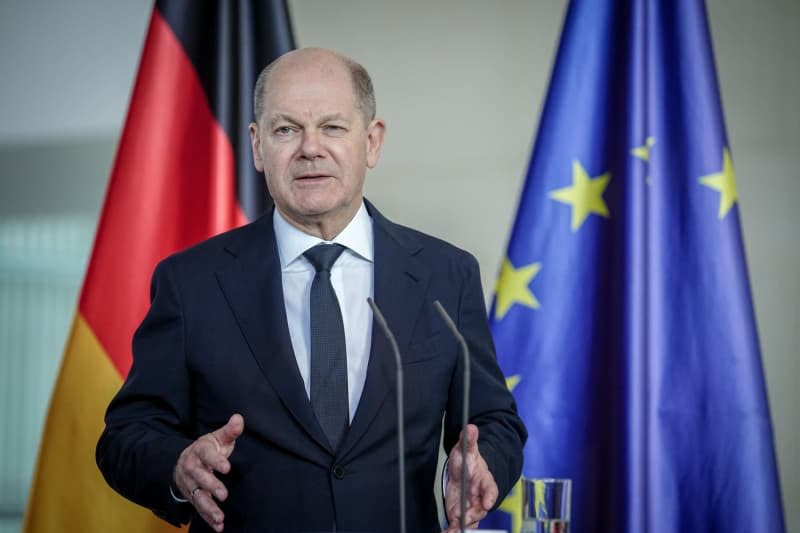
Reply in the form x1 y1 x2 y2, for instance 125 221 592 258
253 48 376 126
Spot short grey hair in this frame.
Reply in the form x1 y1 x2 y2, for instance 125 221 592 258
253 52 376 125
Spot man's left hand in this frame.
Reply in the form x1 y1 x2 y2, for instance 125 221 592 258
442 424 498 532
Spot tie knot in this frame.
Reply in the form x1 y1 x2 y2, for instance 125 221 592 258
304 243 346 273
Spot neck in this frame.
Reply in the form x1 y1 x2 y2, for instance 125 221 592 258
277 204 360 241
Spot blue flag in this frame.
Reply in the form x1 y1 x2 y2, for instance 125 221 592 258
480 1 785 532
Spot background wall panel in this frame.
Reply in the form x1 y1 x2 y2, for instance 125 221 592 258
0 1 796 530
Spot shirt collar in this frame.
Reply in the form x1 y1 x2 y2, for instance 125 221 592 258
273 202 374 269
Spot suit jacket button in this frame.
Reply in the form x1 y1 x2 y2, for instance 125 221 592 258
332 464 345 479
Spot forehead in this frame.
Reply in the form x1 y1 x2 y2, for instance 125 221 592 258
264 57 357 116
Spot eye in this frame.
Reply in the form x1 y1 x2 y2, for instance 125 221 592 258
274 126 295 136
324 124 346 135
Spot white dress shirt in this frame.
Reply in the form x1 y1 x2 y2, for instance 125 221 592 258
273 203 374 422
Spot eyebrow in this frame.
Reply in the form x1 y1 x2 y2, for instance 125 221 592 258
268 113 349 129
318 113 348 123
268 113 300 129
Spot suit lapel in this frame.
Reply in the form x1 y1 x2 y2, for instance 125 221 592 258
214 214 333 454
340 202 431 458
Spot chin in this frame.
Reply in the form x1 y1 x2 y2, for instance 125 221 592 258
295 199 337 215
293 192 347 211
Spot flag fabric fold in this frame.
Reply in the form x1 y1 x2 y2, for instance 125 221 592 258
481 1 785 532
23 2 293 531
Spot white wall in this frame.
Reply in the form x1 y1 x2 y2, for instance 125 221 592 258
708 3 799 530
0 0 797 530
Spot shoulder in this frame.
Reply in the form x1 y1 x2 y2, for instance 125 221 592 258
155 213 272 276
367 199 480 275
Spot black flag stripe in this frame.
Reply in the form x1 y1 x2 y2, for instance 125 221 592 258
155 0 295 221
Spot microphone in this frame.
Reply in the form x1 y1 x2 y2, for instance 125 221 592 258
433 300 470 533
366 297 406 533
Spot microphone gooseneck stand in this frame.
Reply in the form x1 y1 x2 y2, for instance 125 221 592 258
433 300 470 533
366 298 406 533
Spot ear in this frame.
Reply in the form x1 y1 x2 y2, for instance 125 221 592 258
365 119 386 169
249 122 265 172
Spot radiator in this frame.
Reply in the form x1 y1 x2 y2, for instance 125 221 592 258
0 215 93 526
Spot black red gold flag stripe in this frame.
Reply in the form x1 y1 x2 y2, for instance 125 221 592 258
23 2 293 531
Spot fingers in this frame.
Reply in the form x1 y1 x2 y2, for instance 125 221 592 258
213 413 245 449
465 467 497 511
196 440 232 474
191 488 226 532
190 461 229 501
198 414 244 475
444 480 486 531
447 424 481 483
443 506 484 532
443 428 499 531
172 415 244 532
462 424 479 452
174 441 228 532
451 424 479 453
449 424 480 463
480 473 499 510
445 494 486 525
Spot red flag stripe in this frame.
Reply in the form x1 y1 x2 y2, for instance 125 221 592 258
80 10 247 378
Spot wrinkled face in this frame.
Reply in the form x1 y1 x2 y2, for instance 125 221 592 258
249 52 385 235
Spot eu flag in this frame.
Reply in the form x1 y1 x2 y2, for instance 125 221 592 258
481 1 785 532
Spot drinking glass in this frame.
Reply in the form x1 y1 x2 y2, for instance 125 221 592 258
520 478 571 533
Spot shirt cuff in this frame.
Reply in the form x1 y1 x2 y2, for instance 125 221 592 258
441 457 450 500
170 484 189 503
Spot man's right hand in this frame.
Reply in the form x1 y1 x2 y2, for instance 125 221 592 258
173 413 244 532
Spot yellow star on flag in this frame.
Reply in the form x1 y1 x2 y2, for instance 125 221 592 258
632 136 656 185
498 374 522 532
549 160 611 231
631 136 656 161
699 148 738 219
498 479 523 533
505 374 521 392
494 258 541 320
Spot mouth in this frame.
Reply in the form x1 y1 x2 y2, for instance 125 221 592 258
294 173 334 183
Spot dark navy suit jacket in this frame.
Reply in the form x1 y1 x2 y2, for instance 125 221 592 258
97 200 526 532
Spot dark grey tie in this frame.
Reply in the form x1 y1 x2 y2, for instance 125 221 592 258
304 243 349 451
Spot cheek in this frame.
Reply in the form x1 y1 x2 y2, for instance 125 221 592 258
262 154 290 180
335 146 368 176
262 165 287 198
263 142 295 167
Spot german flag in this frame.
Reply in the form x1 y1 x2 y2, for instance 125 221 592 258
23 2 294 531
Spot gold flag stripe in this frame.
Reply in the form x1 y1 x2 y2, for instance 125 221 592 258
23 314 178 532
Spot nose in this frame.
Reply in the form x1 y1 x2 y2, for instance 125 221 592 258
299 129 323 160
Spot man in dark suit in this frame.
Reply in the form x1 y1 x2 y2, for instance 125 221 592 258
97 47 526 533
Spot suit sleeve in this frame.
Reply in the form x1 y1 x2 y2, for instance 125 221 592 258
442 253 527 505
96 258 195 526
